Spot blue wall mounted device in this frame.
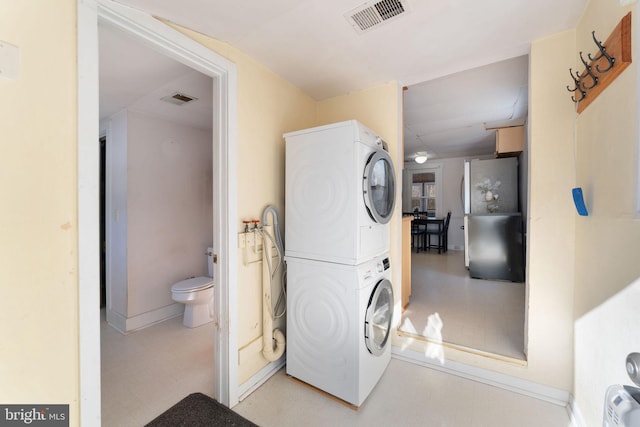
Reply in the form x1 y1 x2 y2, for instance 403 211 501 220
572 187 589 216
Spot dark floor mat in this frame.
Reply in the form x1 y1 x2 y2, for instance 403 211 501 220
145 393 259 427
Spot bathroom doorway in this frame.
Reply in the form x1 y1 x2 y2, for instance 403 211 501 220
98 22 216 422
99 18 215 331
78 2 239 421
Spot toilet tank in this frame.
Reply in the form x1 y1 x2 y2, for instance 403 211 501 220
207 247 214 278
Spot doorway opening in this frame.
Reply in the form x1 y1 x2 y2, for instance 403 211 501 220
98 20 218 423
401 163 527 361
78 1 238 423
399 53 529 361
400 158 527 361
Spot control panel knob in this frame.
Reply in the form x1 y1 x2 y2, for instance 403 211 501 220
627 353 640 386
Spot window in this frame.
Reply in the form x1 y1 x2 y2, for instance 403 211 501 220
402 163 442 217
411 172 436 216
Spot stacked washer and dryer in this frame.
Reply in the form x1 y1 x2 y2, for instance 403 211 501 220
284 120 396 407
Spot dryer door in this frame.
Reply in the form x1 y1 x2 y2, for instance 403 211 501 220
363 149 396 224
364 279 394 356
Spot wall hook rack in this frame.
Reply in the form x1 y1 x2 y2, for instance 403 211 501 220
587 30 615 72
567 12 632 113
579 51 599 90
566 68 586 102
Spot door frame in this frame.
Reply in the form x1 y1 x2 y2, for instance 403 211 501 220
77 0 239 423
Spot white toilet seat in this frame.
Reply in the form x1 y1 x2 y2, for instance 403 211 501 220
171 276 214 293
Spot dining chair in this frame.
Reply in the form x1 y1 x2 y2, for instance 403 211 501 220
424 211 451 254
411 220 426 252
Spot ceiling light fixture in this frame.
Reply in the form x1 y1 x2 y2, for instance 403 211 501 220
414 152 428 164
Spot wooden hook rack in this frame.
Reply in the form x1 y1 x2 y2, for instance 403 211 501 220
568 12 632 113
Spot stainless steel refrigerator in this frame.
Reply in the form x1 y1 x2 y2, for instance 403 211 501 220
463 158 524 282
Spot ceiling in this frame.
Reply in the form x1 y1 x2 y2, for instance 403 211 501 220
403 55 529 160
99 22 213 131
102 0 587 158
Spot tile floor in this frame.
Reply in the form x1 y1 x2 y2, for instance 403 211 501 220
101 309 571 427
401 250 526 359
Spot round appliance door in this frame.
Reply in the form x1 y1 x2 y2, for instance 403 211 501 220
363 150 396 224
364 279 394 356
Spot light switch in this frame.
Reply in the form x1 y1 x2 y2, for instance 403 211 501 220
0 41 19 81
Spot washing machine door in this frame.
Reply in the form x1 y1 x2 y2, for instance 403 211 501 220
363 149 396 224
364 279 394 356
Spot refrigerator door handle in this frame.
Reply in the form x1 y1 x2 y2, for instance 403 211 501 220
460 175 465 214
463 161 470 215
463 215 469 268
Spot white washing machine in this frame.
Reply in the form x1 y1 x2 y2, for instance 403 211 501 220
284 120 396 265
285 253 394 407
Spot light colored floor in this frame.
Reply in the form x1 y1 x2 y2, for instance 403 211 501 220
101 310 571 427
400 250 526 359
100 311 215 426
235 361 571 427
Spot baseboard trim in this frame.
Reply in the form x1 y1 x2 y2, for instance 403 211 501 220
567 394 586 427
106 303 184 334
105 308 127 334
392 346 570 407
236 356 286 404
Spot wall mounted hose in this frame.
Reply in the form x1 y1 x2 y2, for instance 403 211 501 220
259 206 286 361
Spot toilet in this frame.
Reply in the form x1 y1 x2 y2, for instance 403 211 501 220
171 247 215 328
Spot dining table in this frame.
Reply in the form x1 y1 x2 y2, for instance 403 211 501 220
409 214 445 253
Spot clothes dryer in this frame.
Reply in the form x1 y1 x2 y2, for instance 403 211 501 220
284 120 396 265
286 253 394 407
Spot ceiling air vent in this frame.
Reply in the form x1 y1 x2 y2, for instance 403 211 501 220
160 92 198 106
344 0 410 34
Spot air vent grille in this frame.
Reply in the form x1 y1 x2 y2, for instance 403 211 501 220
160 92 198 106
345 0 409 34
375 0 405 20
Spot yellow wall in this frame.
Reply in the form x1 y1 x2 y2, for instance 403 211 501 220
572 1 639 424
573 2 639 318
0 0 80 423
525 29 577 390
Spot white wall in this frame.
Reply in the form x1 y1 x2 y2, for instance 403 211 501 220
439 157 466 250
127 110 213 316
574 277 640 425
572 1 639 425
106 109 213 331
106 110 128 319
